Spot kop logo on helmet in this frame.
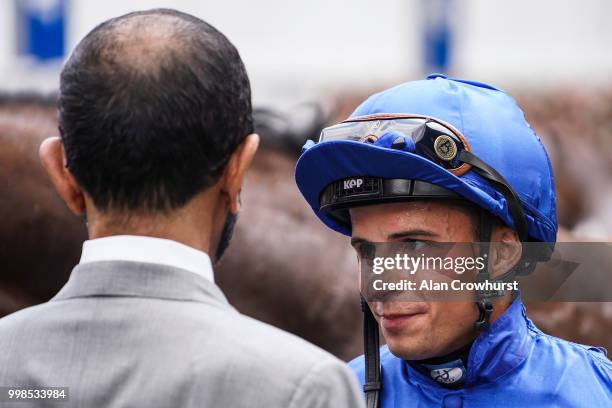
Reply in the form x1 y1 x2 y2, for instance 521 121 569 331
343 178 364 190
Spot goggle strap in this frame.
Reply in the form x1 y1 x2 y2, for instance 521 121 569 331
459 150 529 241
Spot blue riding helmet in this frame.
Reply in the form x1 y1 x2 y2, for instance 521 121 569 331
295 75 561 408
295 74 557 244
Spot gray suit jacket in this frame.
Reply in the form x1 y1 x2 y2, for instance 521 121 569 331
0 261 364 408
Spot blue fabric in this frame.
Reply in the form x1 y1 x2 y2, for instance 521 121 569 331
349 299 612 407
294 75 557 242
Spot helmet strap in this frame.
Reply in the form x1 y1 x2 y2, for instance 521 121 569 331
361 297 382 408
474 211 495 331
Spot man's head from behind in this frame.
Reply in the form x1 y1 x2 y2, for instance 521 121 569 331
40 9 259 261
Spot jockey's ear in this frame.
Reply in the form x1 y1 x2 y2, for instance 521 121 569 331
220 133 259 214
488 225 522 280
39 136 86 216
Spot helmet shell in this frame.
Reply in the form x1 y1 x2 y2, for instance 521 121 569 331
295 74 557 243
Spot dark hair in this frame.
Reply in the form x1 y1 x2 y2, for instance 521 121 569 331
59 8 253 212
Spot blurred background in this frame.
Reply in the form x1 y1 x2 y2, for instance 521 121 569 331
1 0 611 360
2 1 612 100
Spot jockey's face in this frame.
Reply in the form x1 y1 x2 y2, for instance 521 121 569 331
350 200 508 360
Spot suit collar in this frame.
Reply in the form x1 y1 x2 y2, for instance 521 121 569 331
52 261 232 308
79 235 215 283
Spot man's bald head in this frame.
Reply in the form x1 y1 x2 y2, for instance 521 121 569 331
59 9 253 212
75 10 219 76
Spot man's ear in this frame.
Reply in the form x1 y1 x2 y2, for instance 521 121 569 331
221 133 260 214
488 225 522 279
39 137 86 215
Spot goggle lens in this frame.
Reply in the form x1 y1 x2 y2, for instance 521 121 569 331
318 116 470 174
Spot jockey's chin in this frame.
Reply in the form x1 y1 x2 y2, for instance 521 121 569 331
368 299 478 360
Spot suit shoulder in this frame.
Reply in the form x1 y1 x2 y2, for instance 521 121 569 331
216 311 340 366
187 313 362 404
0 302 61 355
0 302 53 329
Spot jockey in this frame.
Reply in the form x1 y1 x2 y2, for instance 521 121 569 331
295 74 612 407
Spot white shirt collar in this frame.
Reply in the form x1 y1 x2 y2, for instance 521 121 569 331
79 235 214 282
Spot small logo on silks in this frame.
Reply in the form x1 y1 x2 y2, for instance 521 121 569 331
343 178 364 190
430 367 464 384
423 359 467 386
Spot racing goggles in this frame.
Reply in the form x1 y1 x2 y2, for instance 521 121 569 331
318 114 473 176
317 113 530 243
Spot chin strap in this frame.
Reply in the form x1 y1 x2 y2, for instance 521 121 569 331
474 211 496 331
361 298 381 408
474 298 494 331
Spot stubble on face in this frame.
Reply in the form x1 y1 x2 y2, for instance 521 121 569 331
350 200 480 360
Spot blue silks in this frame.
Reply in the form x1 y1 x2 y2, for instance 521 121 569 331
349 299 612 407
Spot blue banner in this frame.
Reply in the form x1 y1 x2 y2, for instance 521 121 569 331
16 0 67 61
